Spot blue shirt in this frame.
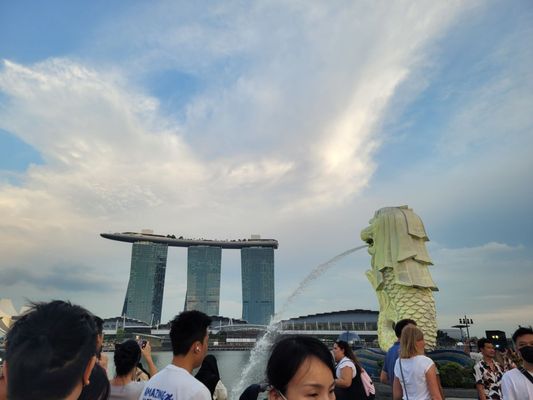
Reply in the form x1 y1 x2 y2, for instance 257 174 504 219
383 341 400 385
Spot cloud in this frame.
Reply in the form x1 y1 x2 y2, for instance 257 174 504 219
5 1 525 329
0 264 116 293
429 241 533 335
0 2 471 238
437 14 533 157
435 241 524 259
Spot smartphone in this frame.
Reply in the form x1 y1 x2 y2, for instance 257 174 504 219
141 339 147 349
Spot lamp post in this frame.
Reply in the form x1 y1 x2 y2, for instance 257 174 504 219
459 316 474 352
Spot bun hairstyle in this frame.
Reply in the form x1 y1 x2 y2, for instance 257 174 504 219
114 339 142 376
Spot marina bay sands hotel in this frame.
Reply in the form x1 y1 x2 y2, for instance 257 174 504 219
101 231 278 326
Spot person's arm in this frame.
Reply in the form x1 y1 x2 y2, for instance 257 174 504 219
335 366 353 388
425 365 443 400
472 363 486 400
141 341 157 377
392 377 403 400
98 352 108 372
436 373 445 400
381 349 392 384
380 369 389 384
475 383 487 400
0 376 7 400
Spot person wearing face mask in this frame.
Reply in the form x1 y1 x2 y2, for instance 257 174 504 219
501 327 533 400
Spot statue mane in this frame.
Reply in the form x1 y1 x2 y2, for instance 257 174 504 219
363 206 438 290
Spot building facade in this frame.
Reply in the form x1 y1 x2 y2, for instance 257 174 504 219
122 241 168 325
241 247 275 325
279 309 378 338
185 246 222 315
103 232 278 325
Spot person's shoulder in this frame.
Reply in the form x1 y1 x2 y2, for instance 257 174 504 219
186 378 211 400
140 366 189 399
143 365 179 387
128 381 146 388
110 381 145 398
415 355 434 366
502 367 521 381
493 360 505 371
339 357 355 367
386 342 400 353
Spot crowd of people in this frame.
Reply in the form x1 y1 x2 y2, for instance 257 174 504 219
0 300 531 400
472 328 533 400
378 318 533 400
0 301 219 400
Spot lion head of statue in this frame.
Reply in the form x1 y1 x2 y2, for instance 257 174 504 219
361 205 438 290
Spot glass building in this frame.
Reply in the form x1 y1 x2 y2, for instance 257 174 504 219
122 241 168 325
185 246 222 315
241 247 275 325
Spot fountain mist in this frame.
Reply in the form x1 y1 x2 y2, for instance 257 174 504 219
230 244 368 399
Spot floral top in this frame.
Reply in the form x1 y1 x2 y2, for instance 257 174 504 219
474 359 504 399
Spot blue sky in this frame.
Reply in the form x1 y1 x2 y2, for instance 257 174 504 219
0 1 532 337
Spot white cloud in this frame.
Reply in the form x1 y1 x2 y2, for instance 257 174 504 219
435 241 524 259
2 2 506 323
429 241 532 336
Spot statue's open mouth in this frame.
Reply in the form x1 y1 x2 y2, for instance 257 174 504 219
365 238 373 248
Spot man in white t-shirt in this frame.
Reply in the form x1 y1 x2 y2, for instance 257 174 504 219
139 310 212 400
501 327 533 400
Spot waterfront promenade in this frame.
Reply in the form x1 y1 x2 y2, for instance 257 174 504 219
373 382 477 399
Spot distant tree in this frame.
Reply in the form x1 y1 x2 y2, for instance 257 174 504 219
116 327 125 342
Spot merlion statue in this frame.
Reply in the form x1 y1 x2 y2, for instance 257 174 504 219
360 206 438 351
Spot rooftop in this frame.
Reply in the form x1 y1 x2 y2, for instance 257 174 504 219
101 232 279 249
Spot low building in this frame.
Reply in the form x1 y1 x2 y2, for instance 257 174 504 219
278 309 379 345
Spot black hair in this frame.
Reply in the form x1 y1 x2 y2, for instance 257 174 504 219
267 335 335 395
394 318 417 338
114 339 141 376
94 316 104 335
335 340 362 371
195 354 221 395
78 364 110 400
477 338 493 351
170 310 212 356
512 327 533 344
5 300 97 400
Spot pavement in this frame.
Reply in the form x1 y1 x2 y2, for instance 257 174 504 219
373 382 477 399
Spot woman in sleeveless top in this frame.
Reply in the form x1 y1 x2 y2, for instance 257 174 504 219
333 340 368 400
393 325 442 400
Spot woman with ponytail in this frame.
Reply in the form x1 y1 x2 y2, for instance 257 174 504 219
110 339 157 399
332 340 371 400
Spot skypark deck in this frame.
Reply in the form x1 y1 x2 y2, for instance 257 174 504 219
100 232 279 249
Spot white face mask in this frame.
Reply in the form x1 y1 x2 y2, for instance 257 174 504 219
276 390 288 400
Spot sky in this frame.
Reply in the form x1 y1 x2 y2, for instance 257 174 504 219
0 0 532 338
